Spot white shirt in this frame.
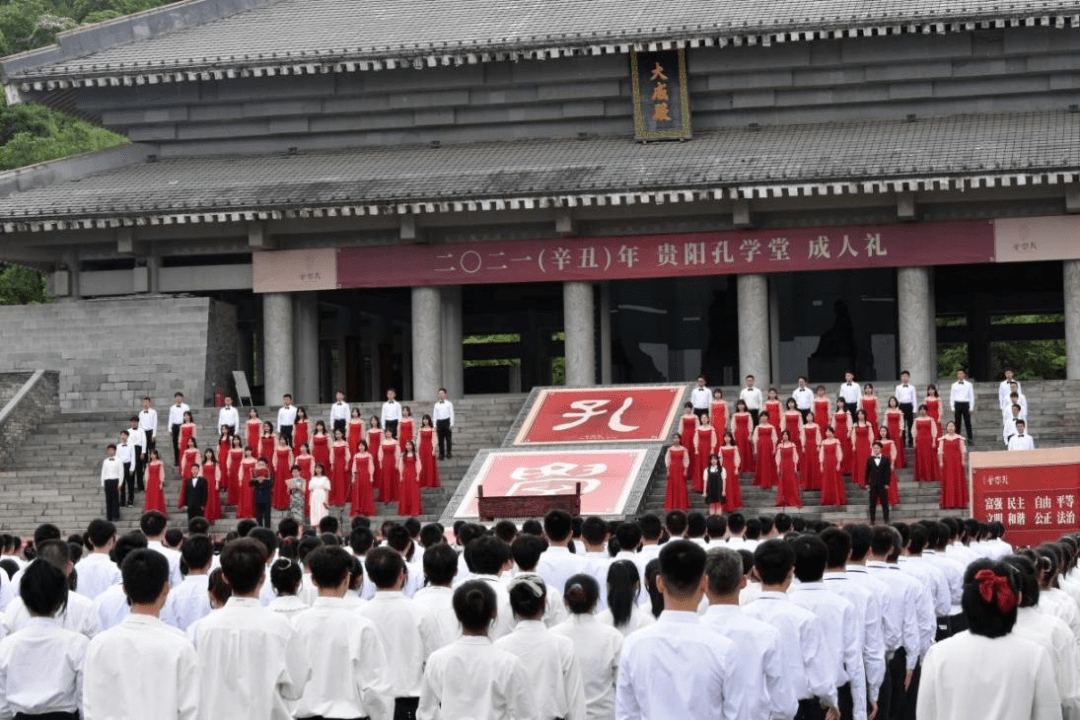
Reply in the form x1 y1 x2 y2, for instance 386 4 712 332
537 545 591 599
167 574 212 631
217 405 239 433
922 550 965 613
1009 433 1036 451
999 379 1022 409
846 565 900 653
792 386 814 411
1013 606 1080 717
615 610 739 720
92 583 130 631
292 597 394 720
100 457 124 485
899 555 951 619
167 402 190 428
432 400 454 424
330 401 351 425
690 386 712 411
917 631 1061 720
1003 415 1026 443
868 561 933 665
146 541 184 589
739 386 763 411
412 586 460 648
74 553 121 601
276 405 297 428
356 590 441 698
5 589 101 639
894 383 917 406
824 571 887 705
496 620 586 720
702 604 799 720
839 382 860 406
418 636 536 720
192 596 305 720
0 617 86 717
789 583 866 720
115 442 136 471
267 594 308 621
597 605 656 638
127 426 147 452
552 614 623 720
83 613 198 720
381 400 402 427
139 407 159 435
949 380 975 410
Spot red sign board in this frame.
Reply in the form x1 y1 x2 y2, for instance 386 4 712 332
452 449 648 519
337 220 994 288
972 461 1080 548
514 386 684 445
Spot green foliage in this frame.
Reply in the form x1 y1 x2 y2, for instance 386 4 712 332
0 103 127 170
0 0 174 55
936 314 1067 380
0 265 51 305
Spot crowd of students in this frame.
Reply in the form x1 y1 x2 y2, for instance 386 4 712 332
666 368 1036 516
0 507 1071 720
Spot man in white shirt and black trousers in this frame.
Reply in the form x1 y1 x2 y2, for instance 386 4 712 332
139 396 158 456
276 393 297 445
740 375 764 426
793 376 814 417
329 389 350 437
100 444 124 521
116 430 137 508
690 375 712 421
382 388 402 439
217 395 239 435
894 371 917 447
432 388 454 460
127 416 147 497
838 372 860 419
167 392 189 467
949 369 975 443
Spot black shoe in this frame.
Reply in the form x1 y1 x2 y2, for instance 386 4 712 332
438 455 445 461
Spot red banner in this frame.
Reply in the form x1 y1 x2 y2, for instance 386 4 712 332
513 386 684 445
972 463 1080 547
337 220 994 288
452 449 648 518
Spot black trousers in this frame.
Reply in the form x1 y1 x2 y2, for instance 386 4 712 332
123 466 135 506
953 401 972 440
869 486 890 523
332 419 347 436
901 661 922 720
279 425 293 445
899 403 914 445
748 409 760 426
393 697 419 720
133 446 146 491
298 716 369 720
256 502 272 528
795 698 824 720
145 429 155 454
877 655 893 720
693 407 708 421
14 712 79 720
384 420 399 438
838 682 853 720
887 649 907 720
104 479 121 521
170 424 181 465
436 418 452 458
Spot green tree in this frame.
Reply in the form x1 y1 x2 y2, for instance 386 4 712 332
0 265 51 304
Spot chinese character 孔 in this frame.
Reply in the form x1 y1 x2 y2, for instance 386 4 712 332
551 398 640 433
712 240 734 264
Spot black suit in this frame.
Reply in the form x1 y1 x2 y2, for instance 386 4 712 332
186 476 209 521
866 455 891 523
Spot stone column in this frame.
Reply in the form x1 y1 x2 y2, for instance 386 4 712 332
262 292 294 405
737 274 770 387
564 282 596 386
897 267 934 387
293 292 320 403
1066 260 1080 380
599 282 613 384
411 286 443 402
440 285 464 398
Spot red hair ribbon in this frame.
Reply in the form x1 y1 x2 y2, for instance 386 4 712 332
974 569 1018 614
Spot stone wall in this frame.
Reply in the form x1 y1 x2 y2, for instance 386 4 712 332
0 371 58 469
0 296 237 411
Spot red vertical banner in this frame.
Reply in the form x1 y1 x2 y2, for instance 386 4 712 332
971 449 1080 547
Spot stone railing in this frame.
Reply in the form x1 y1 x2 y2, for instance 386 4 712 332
0 370 59 470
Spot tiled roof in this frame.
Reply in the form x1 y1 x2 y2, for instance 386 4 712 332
5 0 1080 88
0 111 1076 233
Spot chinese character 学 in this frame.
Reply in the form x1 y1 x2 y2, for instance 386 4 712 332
649 62 671 123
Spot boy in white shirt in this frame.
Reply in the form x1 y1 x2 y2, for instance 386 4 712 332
740 375 764 426
276 394 297 445
166 534 214 631
1007 420 1035 451
75 519 120 601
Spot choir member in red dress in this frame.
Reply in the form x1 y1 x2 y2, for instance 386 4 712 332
912 404 938 482
812 386 832 431
878 425 901 506
924 385 943 437
226 435 244 506
397 440 422 516
236 446 256 520
178 411 197 469
202 449 222 523
217 426 233 486
398 406 415 453
350 440 376 517
884 397 906 469
679 403 698 481
418 415 441 488
310 421 331 481
693 415 718 495
938 421 969 509
143 449 168 515
709 390 729 441
292 407 311 455
663 433 690 513
719 432 742 512
818 426 847 506
294 442 314 519
245 408 262 456
763 388 782 430
800 411 822 491
329 428 350 507
379 431 400 503
859 384 880 441
774 431 802 508
782 398 804 454
704 454 726 516
259 421 276 469
732 400 755 475
179 436 199 489
367 418 383 493
833 399 853 475
272 434 293 511
850 409 873 489
347 408 365 458
752 416 779 489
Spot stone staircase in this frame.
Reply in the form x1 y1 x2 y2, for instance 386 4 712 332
0 395 527 536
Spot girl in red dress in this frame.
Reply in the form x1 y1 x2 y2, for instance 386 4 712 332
179 436 200 487
379 431 400 503
294 442 314 519
236 446 256 520
311 421 331 480
398 406 415 453
879 425 901 506
350 440 377 517
833 400 853 476
752 417 779 489
925 385 943 437
782 398 804 454
693 415 718 495
143 450 168 515
818 426 847 506
272 434 293 511
763 389 782 429
774 430 802 508
663 433 690 513
329 428 350 507
292 407 311 455
884 397 906 469
367 418 383 494
732 400 755 475
178 411 197 469
259 421 276 467
938 421 968 509
679 403 698 481
703 454 725 516
851 409 873 489
218 426 233 486
226 435 244 506
812 385 832 430
202 449 222 523
859 384 880 441
913 404 938 482
347 408 365 458
245 409 262 456
709 390 729 442
418 415 441 488
801 411 822 491
397 440 423 517
719 432 742 512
